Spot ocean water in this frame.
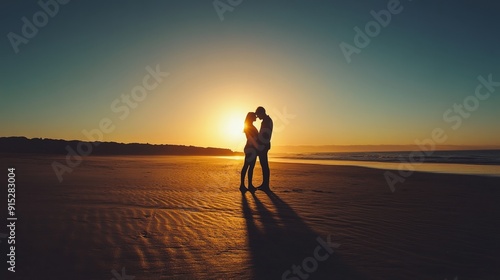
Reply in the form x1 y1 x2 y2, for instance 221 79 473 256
269 150 500 176
276 150 500 165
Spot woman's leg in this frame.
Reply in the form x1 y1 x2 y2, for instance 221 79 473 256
241 162 249 187
247 159 256 187
241 151 254 187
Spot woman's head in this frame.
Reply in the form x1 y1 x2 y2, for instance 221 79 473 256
243 112 256 132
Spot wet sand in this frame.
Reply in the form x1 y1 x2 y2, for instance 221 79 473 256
1 155 499 280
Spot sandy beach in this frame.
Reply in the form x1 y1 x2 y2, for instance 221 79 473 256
1 154 499 280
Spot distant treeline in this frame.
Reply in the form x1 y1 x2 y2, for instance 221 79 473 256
0 137 240 156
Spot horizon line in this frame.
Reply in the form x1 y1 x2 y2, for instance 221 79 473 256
2 136 500 152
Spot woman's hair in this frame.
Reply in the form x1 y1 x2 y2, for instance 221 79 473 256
243 112 255 133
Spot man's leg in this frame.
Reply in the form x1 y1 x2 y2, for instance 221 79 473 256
258 150 270 188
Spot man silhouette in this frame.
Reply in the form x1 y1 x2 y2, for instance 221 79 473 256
255 106 273 191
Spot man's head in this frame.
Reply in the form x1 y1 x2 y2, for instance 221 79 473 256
255 106 266 120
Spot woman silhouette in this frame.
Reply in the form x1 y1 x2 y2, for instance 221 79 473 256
240 112 259 192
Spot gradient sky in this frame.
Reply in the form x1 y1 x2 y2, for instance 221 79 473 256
1 0 499 151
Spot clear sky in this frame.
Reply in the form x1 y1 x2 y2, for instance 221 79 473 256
1 0 499 151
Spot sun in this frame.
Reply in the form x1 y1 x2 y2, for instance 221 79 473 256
213 110 252 151
214 107 252 151
222 115 244 141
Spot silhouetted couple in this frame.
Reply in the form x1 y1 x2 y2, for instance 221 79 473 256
240 106 273 192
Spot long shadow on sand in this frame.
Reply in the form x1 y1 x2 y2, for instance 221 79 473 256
241 191 363 280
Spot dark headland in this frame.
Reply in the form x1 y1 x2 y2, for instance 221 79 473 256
0 136 240 156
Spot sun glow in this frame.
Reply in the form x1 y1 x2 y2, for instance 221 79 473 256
211 109 249 152
222 115 244 141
